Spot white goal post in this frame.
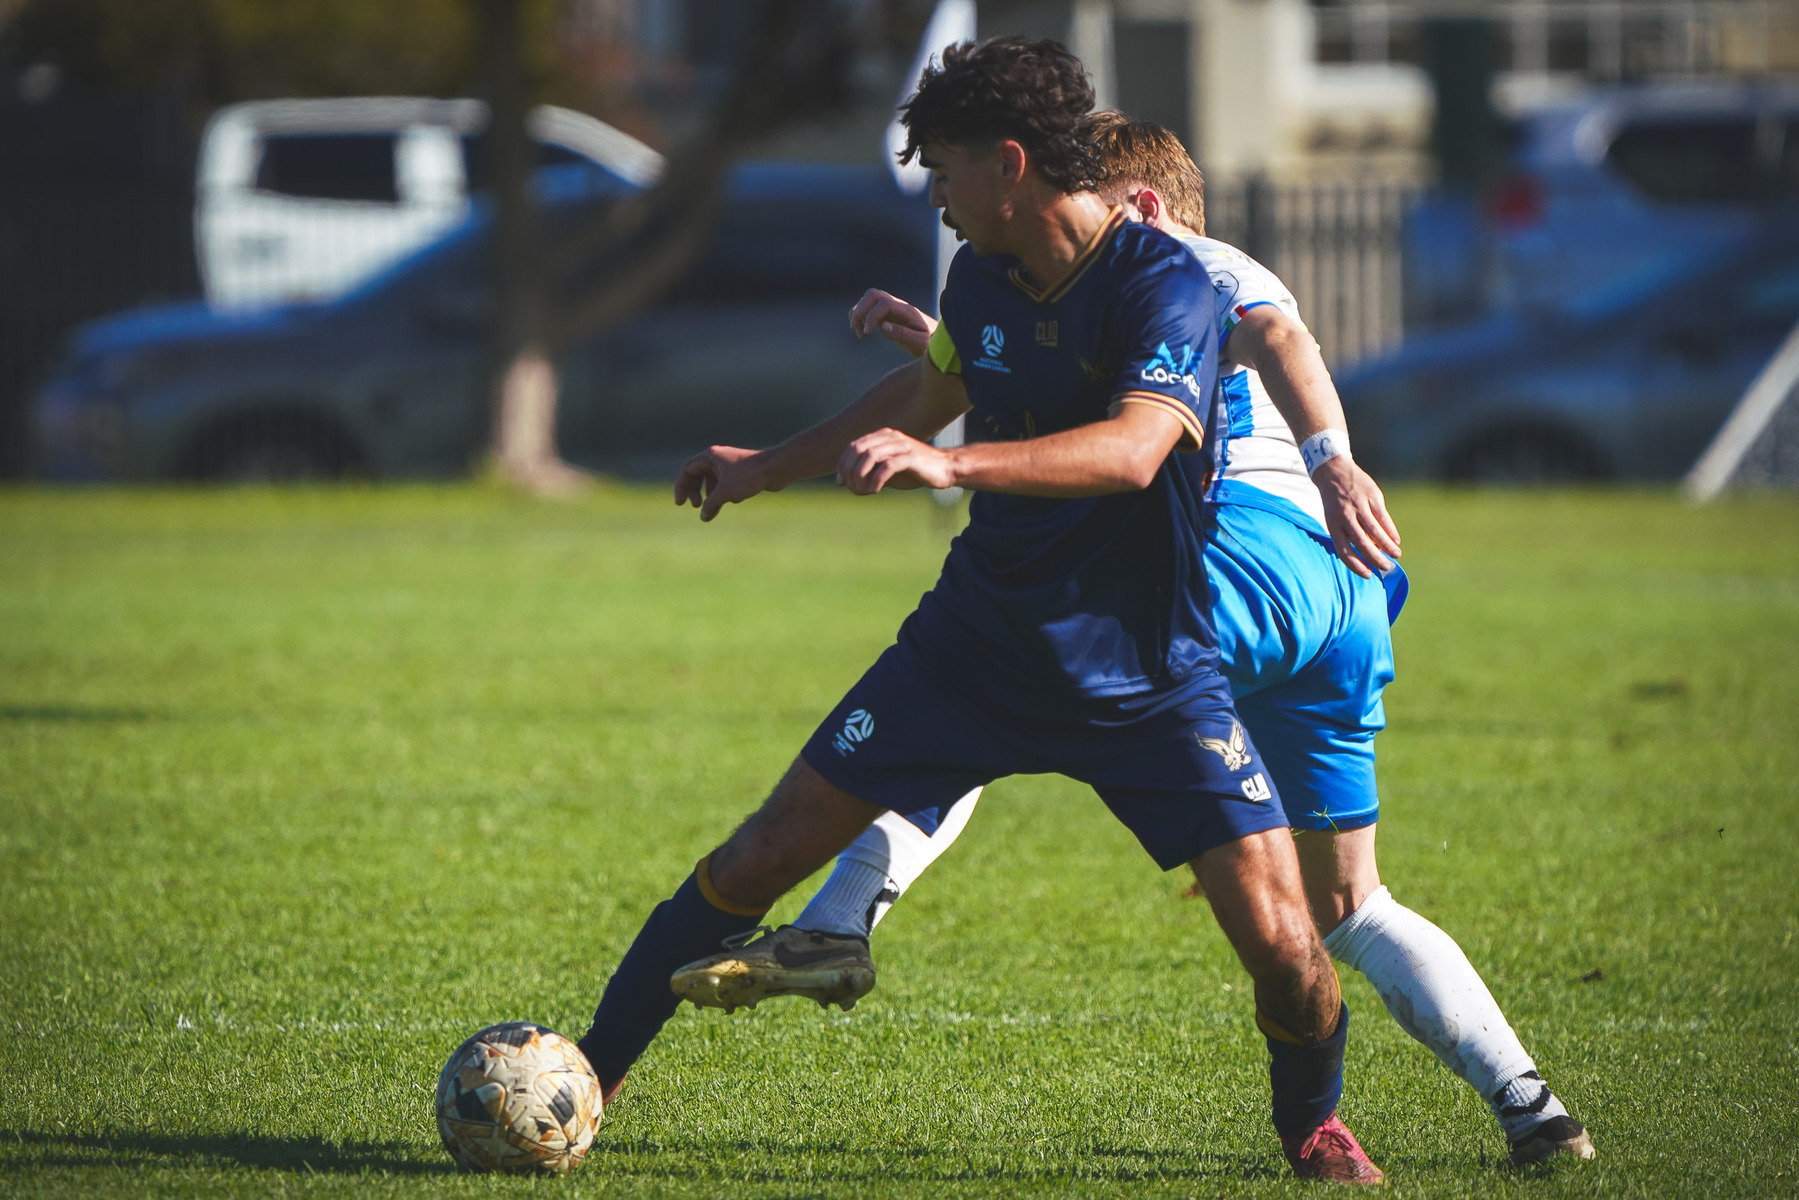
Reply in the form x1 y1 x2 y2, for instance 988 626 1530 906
1685 316 1799 502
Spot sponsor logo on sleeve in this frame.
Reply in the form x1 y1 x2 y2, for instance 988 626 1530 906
1142 341 1204 400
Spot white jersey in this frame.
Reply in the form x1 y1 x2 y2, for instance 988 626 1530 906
1176 234 1327 531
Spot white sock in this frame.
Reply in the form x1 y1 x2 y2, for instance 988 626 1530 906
1323 885 1568 1139
792 856 892 938
794 788 981 936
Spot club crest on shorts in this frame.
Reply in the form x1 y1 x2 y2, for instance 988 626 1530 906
1197 721 1252 771
833 708 875 756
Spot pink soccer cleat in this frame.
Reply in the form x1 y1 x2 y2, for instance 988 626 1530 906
1281 1112 1386 1185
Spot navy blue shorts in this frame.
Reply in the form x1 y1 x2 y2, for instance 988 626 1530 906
800 634 1288 870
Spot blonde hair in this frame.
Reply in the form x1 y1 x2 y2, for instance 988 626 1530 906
1086 111 1205 234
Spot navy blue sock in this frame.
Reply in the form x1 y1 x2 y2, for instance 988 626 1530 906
1263 1001 1349 1140
578 862 765 1092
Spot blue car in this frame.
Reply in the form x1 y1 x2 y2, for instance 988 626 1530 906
1494 81 1799 316
34 163 937 481
1340 221 1799 482
1406 81 1799 328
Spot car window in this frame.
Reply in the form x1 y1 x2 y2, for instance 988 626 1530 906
460 135 594 190
538 143 586 169
1605 117 1757 204
255 133 400 203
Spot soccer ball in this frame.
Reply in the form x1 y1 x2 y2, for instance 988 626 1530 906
434 1021 602 1174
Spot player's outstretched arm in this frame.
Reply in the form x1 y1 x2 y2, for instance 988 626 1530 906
838 400 1184 497
849 289 936 358
674 357 970 521
1228 306 1401 578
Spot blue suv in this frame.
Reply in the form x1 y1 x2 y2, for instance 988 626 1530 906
1494 81 1799 315
1407 81 1799 329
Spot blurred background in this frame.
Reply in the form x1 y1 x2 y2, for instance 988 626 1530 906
2 0 1796 491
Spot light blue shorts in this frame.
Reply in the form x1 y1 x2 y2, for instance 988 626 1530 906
1205 498 1399 833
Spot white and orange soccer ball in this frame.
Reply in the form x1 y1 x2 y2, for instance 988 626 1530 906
434 1022 602 1174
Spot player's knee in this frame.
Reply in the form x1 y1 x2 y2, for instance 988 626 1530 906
1233 913 1326 984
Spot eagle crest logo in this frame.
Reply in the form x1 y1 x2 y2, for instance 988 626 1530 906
1197 721 1251 771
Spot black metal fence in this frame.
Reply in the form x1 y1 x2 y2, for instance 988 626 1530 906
0 81 202 480
1206 176 1421 369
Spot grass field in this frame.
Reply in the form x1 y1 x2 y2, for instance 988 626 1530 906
2 483 1797 1198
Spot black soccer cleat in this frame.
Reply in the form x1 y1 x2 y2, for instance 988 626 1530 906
1504 1115 1596 1168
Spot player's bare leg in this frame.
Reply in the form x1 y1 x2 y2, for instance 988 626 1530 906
1195 828 1338 1041
705 759 884 911
666 762 891 1012
1291 823 1381 932
1194 828 1383 1184
577 759 879 1101
1295 825 1595 1167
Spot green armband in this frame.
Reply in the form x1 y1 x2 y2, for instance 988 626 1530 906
927 322 962 376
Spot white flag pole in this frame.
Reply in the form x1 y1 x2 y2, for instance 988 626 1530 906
1685 317 1799 502
885 0 976 504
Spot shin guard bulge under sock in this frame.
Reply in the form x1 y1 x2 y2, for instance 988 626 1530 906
1261 1001 1350 1140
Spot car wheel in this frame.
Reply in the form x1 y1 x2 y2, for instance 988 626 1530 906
1447 423 1606 484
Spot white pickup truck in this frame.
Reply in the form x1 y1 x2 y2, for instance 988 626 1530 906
195 97 662 310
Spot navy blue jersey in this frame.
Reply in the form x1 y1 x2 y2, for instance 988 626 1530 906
911 210 1222 702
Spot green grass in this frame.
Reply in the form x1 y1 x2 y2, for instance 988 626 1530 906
1 483 1796 1198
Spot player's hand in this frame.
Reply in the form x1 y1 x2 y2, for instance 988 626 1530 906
1312 457 1401 578
849 289 936 358
674 445 770 522
837 428 957 494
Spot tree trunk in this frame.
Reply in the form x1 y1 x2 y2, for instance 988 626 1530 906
492 342 588 493
479 0 588 494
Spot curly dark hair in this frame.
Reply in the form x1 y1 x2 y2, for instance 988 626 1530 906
897 36 1099 195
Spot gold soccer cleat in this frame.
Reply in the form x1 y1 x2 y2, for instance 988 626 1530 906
670 925 875 1012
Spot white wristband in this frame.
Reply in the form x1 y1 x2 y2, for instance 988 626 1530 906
1299 429 1351 475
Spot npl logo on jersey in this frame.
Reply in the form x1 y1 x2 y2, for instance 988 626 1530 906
1141 341 1202 400
971 324 1010 373
833 708 875 756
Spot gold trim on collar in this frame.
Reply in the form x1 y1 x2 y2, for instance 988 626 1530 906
1007 206 1127 305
